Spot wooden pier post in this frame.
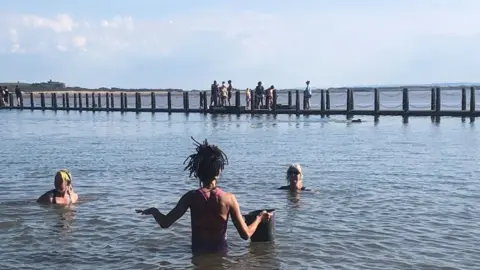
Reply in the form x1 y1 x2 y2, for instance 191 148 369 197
272 90 277 112
78 93 83 110
402 88 409 113
66 93 70 109
40 93 45 110
185 91 190 113
235 91 240 108
91 93 96 110
52 93 58 110
430 87 435 122
461 88 467 111
346 89 354 112
73 93 77 108
120 92 125 111
85 93 89 108
97 93 101 108
135 92 141 111
251 93 255 111
430 88 436 111
288 91 292 107
326 90 331 111
434 87 441 123
435 87 441 113
167 91 172 114
105 93 110 109
295 90 300 115
62 94 66 108
203 91 208 114
30 93 34 109
402 88 409 123
123 93 128 109
470 87 476 121
320 89 325 117
151 92 156 110
19 94 24 109
8 93 14 108
110 93 114 108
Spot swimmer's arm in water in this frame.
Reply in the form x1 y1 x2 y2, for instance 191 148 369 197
136 192 190 229
229 194 271 240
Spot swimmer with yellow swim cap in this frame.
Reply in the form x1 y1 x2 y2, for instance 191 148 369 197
37 169 79 204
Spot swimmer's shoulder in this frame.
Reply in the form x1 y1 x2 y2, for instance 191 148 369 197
278 186 290 190
37 190 55 204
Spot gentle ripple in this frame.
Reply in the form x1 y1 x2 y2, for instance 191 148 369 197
0 110 479 269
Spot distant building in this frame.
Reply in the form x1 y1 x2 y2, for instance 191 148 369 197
31 80 66 89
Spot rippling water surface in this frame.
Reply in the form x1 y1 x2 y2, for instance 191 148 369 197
0 110 479 270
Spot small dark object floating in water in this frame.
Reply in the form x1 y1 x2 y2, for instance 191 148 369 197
351 119 362 123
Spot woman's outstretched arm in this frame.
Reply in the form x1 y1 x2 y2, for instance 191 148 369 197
136 192 191 228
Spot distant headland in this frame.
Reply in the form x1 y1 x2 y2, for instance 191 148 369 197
1 80 480 93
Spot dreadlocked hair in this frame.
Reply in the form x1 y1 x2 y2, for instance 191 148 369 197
183 137 228 186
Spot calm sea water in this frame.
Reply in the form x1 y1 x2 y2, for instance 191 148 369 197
0 110 479 270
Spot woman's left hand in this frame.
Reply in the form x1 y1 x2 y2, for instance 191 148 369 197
135 207 159 215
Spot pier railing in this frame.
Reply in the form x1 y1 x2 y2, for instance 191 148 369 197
2 87 480 118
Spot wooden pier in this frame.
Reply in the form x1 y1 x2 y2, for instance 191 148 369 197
1 87 479 121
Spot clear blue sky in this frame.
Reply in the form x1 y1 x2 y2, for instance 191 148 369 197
0 0 479 89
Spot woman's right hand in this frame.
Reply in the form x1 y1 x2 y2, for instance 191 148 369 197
257 210 272 222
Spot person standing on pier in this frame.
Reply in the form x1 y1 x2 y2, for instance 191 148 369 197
254 81 264 109
246 88 251 109
227 80 233 106
0 87 5 107
210 80 218 107
3 86 9 105
15 85 22 106
266 85 274 110
305 81 312 110
220 81 228 106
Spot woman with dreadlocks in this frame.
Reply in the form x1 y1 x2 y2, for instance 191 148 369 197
136 137 272 254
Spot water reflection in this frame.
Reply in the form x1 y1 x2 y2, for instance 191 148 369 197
42 204 77 234
190 241 279 270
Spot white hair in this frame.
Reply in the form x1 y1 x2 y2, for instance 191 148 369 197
286 163 303 181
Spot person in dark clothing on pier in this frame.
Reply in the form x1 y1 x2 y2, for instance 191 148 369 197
254 81 264 109
3 86 9 105
227 80 233 106
15 85 22 106
210 80 218 107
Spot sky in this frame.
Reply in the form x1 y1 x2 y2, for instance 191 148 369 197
1 0 480 90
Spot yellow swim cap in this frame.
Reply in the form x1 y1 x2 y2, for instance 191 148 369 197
55 169 72 183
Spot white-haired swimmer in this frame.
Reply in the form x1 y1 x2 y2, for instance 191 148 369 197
278 164 311 191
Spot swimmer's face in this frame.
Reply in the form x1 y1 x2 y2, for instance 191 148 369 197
54 173 71 193
287 169 302 188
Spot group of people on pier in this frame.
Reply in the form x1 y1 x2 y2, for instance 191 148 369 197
208 80 313 110
0 85 23 107
37 138 310 254
210 80 234 107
